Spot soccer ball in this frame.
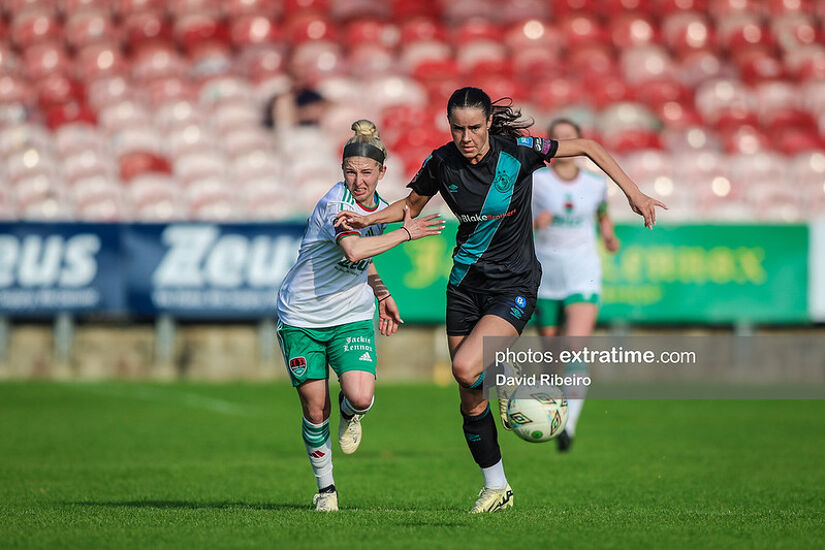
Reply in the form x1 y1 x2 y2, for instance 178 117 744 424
506 385 568 443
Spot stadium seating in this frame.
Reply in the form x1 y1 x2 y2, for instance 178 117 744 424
0 2 823 221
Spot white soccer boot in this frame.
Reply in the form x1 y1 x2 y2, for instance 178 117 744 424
338 393 363 455
469 484 514 513
313 490 339 511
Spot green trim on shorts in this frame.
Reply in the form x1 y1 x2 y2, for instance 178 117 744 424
535 293 600 328
277 319 376 387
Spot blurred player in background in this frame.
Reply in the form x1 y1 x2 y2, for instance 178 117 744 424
276 120 444 511
336 88 664 513
532 118 620 452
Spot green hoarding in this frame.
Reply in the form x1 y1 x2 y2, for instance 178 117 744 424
373 223 809 324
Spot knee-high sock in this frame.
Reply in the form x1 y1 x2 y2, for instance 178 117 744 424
341 395 374 419
302 417 334 489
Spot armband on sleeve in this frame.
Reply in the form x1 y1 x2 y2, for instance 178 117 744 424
517 136 559 161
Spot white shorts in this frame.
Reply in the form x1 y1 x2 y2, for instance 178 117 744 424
536 249 602 300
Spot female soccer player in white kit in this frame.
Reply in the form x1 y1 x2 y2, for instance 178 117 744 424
276 120 444 511
532 118 620 451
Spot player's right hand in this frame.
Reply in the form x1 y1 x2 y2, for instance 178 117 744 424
402 205 445 240
335 210 370 230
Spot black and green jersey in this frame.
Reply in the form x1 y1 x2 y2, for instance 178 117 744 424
408 134 558 293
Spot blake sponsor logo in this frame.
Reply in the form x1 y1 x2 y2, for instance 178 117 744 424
457 208 518 223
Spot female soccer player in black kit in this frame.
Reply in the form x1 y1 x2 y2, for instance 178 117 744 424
336 87 665 513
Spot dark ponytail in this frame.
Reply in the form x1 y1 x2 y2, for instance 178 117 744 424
447 87 534 141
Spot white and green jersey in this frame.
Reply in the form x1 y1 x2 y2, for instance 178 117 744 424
532 167 607 299
276 182 389 328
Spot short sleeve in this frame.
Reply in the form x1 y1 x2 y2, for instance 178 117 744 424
317 200 358 244
406 152 440 197
516 136 559 164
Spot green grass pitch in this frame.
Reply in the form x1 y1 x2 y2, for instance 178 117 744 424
1 382 824 549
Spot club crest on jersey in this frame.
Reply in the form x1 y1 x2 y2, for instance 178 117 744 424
493 171 514 193
289 357 307 377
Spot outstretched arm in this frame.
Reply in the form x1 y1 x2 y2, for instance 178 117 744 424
337 205 444 262
555 139 667 229
336 191 432 230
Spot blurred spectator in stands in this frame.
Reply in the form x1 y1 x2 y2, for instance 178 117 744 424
263 87 327 130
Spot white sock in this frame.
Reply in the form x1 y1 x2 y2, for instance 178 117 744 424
566 399 585 436
481 459 508 490
302 417 334 489
341 395 374 418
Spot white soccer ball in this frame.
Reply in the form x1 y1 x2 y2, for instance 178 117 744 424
506 385 568 443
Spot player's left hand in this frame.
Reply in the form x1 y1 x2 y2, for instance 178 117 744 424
627 190 667 229
378 296 403 336
603 233 620 252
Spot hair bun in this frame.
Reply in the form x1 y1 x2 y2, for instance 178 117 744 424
351 119 378 138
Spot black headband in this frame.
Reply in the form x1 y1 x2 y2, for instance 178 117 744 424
343 142 385 164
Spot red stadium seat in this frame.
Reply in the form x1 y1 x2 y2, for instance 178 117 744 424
23 42 71 80
175 11 229 53
225 0 283 17
119 151 173 181
621 45 675 85
609 13 658 49
572 45 618 81
86 75 131 109
772 14 820 53
736 51 786 85
64 9 116 51
504 20 563 55
400 41 452 73
674 51 729 88
289 41 345 80
168 0 221 17
330 0 390 21
452 18 504 45
720 125 771 154
773 127 825 155
131 45 188 82
115 0 166 17
58 0 112 14
529 77 581 111
54 123 106 158
552 0 599 19
496 0 548 23
456 40 507 75
661 126 722 152
11 9 62 50
767 0 813 15
347 44 396 77
400 17 448 44
588 75 634 108
661 11 715 56
122 12 174 54
74 42 127 80
285 13 338 44
0 75 32 106
559 14 607 49
343 18 400 50
716 15 773 52
708 0 762 19
230 15 282 47
62 149 110 182
784 45 825 81
99 100 151 133
45 102 97 130
188 42 233 84
237 45 288 82
37 75 85 110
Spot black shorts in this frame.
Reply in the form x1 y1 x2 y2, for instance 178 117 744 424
446 285 537 336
